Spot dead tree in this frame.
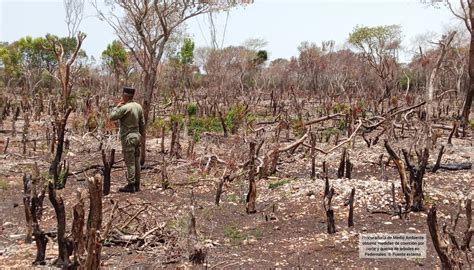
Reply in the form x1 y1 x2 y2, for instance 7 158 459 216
48 169 72 267
101 148 115 196
71 192 85 266
85 174 103 269
384 140 411 210
337 148 347 178
402 148 429 211
246 141 257 214
23 174 33 243
462 194 472 251
346 188 356 227
310 132 317 179
324 179 336 234
447 122 457 145
188 189 206 265
432 145 445 173
28 164 47 265
428 205 463 269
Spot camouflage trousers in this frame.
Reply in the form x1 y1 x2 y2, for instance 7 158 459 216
121 133 141 185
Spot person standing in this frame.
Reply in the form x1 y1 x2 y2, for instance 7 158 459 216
109 87 145 193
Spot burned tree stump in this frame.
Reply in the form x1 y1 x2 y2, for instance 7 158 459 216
188 189 206 265
462 194 472 251
71 192 85 266
85 174 103 270
447 121 457 145
101 148 115 196
310 132 317 179
347 188 355 227
432 145 445 173
48 184 70 267
402 148 429 211
427 205 463 269
325 187 336 234
337 148 352 179
345 153 353 179
384 140 411 210
23 174 33 243
246 141 257 214
337 148 346 178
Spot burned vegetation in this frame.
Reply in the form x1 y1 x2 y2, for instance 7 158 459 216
0 0 473 269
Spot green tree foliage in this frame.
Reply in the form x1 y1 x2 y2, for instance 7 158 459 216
101 40 128 75
178 38 195 65
348 25 401 57
348 25 402 97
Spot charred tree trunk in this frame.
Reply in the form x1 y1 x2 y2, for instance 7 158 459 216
347 188 355 227
48 184 71 267
432 145 445 173
246 141 257 214
101 148 115 196
310 132 317 179
402 148 429 212
428 205 463 269
384 140 411 210
71 192 85 267
324 185 336 234
188 189 206 265
23 174 33 243
85 174 102 269
345 152 353 179
337 148 346 178
462 194 472 251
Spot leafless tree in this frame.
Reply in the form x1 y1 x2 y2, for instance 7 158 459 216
64 0 85 37
94 0 253 164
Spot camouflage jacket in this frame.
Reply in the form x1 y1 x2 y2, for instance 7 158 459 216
110 101 145 141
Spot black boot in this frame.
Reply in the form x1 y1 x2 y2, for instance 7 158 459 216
119 183 136 193
134 181 140 192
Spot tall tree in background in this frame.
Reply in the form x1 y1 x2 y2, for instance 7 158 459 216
428 0 473 130
102 40 128 95
95 0 253 164
348 25 402 99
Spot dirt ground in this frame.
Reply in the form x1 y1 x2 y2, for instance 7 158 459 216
0 115 472 269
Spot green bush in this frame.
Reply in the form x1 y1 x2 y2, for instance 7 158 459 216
188 116 222 141
186 103 198 117
225 104 246 133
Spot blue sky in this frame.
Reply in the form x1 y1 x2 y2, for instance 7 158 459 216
0 0 459 62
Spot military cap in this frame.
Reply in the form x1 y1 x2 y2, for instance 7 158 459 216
123 87 135 96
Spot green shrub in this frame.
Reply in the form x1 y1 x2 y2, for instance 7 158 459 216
186 103 198 117
225 104 246 133
224 224 244 244
268 179 290 189
188 116 222 141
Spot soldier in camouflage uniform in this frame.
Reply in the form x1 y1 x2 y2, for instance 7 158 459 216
110 87 145 193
